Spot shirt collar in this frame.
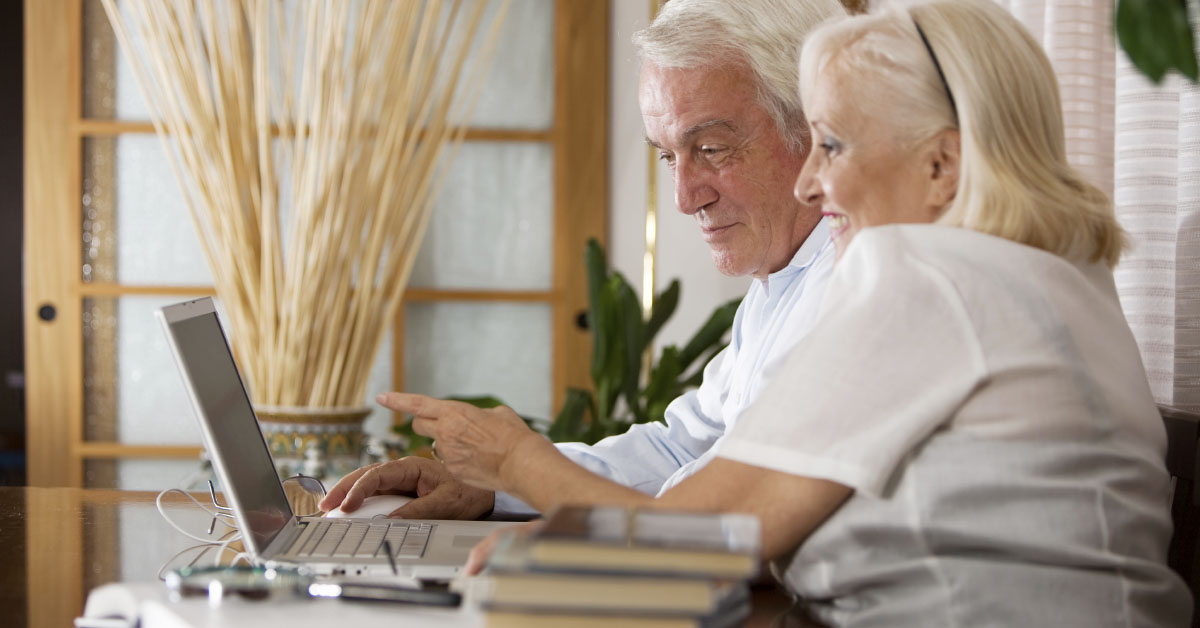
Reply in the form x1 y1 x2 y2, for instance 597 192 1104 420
758 217 832 286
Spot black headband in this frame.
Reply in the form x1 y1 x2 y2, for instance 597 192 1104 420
913 18 958 124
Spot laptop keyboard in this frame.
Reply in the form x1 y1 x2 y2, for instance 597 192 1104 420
289 520 433 559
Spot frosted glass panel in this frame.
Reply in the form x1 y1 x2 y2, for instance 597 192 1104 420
94 0 554 129
114 295 204 444
411 142 553 290
82 0 117 119
83 296 208 445
405 302 552 420
111 1 154 121
85 296 396 445
454 0 554 129
80 136 214 285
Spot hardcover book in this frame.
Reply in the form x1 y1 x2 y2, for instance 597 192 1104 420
487 505 761 579
475 568 746 614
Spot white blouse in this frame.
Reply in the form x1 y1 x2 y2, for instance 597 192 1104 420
718 224 1192 627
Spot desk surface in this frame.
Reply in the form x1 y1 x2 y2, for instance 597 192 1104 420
2 487 808 627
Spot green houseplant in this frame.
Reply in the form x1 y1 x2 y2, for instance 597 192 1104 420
398 239 740 450
549 239 741 444
1116 0 1198 83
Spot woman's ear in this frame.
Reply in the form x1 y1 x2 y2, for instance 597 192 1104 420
926 129 960 210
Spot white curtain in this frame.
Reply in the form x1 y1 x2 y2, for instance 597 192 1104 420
1112 60 1200 411
995 0 1200 412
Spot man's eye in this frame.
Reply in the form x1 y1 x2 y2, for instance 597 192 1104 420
658 151 676 166
697 146 730 165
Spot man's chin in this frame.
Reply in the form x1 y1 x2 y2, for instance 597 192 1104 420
708 251 755 278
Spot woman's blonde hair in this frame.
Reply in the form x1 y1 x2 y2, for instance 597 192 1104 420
798 0 1125 266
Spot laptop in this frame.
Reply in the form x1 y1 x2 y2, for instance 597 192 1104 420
157 297 514 579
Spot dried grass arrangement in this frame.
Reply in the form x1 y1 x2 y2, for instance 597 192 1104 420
100 0 508 409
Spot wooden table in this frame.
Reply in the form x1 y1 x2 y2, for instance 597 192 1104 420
1 487 223 628
0 487 810 627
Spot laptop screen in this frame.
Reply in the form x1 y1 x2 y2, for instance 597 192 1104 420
161 302 294 554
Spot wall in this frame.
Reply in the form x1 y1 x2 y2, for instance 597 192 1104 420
607 1 751 354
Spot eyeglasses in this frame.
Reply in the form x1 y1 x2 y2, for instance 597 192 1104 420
205 474 327 534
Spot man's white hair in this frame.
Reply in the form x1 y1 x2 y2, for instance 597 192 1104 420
633 0 847 151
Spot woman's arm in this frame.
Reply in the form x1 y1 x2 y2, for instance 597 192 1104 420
656 457 851 559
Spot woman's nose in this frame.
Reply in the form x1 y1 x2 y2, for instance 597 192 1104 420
794 160 822 207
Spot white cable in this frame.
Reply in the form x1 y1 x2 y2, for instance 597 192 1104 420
155 487 240 544
156 544 216 581
214 535 251 567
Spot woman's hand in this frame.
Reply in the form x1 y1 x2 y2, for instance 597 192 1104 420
376 392 554 493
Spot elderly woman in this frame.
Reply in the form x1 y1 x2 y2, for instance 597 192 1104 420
330 1 1191 624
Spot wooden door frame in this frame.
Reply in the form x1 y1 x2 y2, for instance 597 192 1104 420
25 0 84 487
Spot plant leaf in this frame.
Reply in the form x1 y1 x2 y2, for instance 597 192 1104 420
643 345 683 414
548 388 593 441
644 279 680 348
612 272 646 420
585 238 609 381
591 277 624 412
449 394 507 409
679 298 741 369
1116 0 1199 83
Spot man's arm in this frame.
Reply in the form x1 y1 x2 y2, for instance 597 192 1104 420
490 329 743 515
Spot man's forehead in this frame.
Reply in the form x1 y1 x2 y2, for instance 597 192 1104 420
639 63 762 146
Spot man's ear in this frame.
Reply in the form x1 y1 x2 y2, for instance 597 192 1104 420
926 129 960 210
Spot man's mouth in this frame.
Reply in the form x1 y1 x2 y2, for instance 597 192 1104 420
701 223 734 238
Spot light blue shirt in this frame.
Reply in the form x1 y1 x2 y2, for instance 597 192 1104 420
493 220 835 515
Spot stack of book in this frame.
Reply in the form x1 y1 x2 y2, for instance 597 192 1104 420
472 505 761 628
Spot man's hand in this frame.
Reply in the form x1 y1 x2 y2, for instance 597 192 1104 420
377 392 555 493
318 456 495 520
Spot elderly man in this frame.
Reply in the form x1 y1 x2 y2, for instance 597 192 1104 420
320 0 847 519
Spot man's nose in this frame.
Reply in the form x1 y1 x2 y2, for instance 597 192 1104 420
674 159 718 215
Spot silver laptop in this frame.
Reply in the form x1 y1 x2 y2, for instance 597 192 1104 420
157 297 512 579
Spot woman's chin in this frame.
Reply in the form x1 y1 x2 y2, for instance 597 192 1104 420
832 232 854 262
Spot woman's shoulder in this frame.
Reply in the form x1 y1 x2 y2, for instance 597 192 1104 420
839 224 1116 309
853 223 1038 257
849 224 1085 278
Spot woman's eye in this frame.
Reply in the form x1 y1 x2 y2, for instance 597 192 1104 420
819 139 840 154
